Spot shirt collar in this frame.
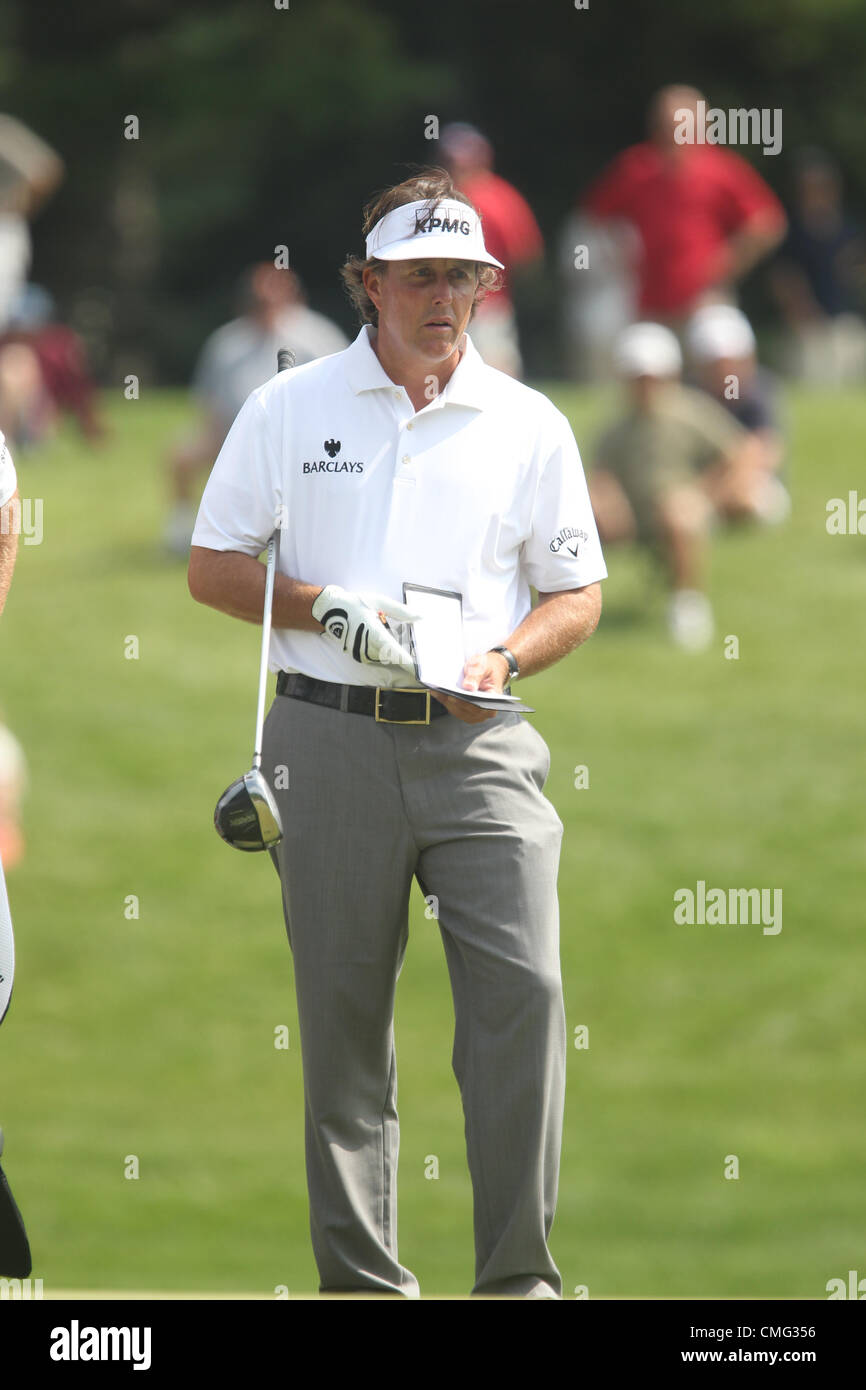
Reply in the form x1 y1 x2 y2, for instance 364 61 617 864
343 324 490 410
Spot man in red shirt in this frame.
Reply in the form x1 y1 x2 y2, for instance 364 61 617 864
441 122 543 376
581 85 786 325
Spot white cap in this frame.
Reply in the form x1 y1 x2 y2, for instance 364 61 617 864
365 199 504 268
687 305 756 361
614 322 682 378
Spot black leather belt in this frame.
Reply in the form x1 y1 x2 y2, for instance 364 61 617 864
276 671 448 724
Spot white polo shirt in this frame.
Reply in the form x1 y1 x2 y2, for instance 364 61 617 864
192 324 606 684
0 431 16 507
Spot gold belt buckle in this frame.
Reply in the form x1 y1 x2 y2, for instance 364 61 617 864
374 687 431 725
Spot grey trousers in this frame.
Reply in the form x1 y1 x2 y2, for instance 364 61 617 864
261 691 566 1298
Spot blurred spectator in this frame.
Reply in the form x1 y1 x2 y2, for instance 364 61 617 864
164 263 348 556
768 149 866 384
440 122 543 377
0 429 17 621
0 715 26 871
0 115 63 331
589 322 769 650
0 284 105 448
581 86 786 329
686 303 790 523
558 210 638 380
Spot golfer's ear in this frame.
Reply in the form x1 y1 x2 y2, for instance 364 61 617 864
362 264 385 311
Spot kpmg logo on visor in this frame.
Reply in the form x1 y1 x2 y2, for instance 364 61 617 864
365 198 503 269
414 209 472 237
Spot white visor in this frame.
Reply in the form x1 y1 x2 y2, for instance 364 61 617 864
687 305 756 361
614 322 682 378
365 200 504 268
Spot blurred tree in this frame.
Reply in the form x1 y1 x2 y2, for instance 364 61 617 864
0 0 864 378
0 0 451 380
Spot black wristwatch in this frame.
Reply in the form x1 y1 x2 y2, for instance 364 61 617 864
489 645 519 681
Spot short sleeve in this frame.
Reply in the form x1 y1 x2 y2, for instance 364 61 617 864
522 409 607 592
281 309 349 365
0 432 16 507
683 390 746 471
495 183 544 264
191 392 282 555
582 148 640 220
593 421 624 480
735 392 774 433
714 150 786 236
190 332 224 408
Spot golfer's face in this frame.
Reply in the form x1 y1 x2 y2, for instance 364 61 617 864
371 258 478 363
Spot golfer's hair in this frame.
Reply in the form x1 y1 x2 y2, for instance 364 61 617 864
340 167 502 327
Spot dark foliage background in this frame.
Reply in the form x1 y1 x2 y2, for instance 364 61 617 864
2 0 864 378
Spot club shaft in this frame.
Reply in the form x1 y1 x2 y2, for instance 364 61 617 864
251 345 292 771
252 530 278 770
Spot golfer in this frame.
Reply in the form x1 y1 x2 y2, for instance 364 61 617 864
188 170 606 1298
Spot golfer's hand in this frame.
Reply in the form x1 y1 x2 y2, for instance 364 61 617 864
431 651 508 724
312 584 421 681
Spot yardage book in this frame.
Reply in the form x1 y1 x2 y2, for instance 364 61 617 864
400 583 535 713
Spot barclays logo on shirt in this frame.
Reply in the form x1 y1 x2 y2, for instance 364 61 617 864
302 460 365 474
302 439 365 474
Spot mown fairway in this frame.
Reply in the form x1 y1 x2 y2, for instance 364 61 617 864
1 382 863 1297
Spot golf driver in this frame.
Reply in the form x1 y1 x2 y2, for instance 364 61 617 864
214 527 284 852
214 347 293 852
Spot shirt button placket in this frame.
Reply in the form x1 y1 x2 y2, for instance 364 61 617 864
399 406 414 469
391 391 414 478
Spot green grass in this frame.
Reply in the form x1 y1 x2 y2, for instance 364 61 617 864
0 382 863 1299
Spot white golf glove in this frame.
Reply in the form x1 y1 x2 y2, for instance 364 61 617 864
311 585 422 684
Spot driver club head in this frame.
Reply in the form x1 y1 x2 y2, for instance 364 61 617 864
214 768 283 852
